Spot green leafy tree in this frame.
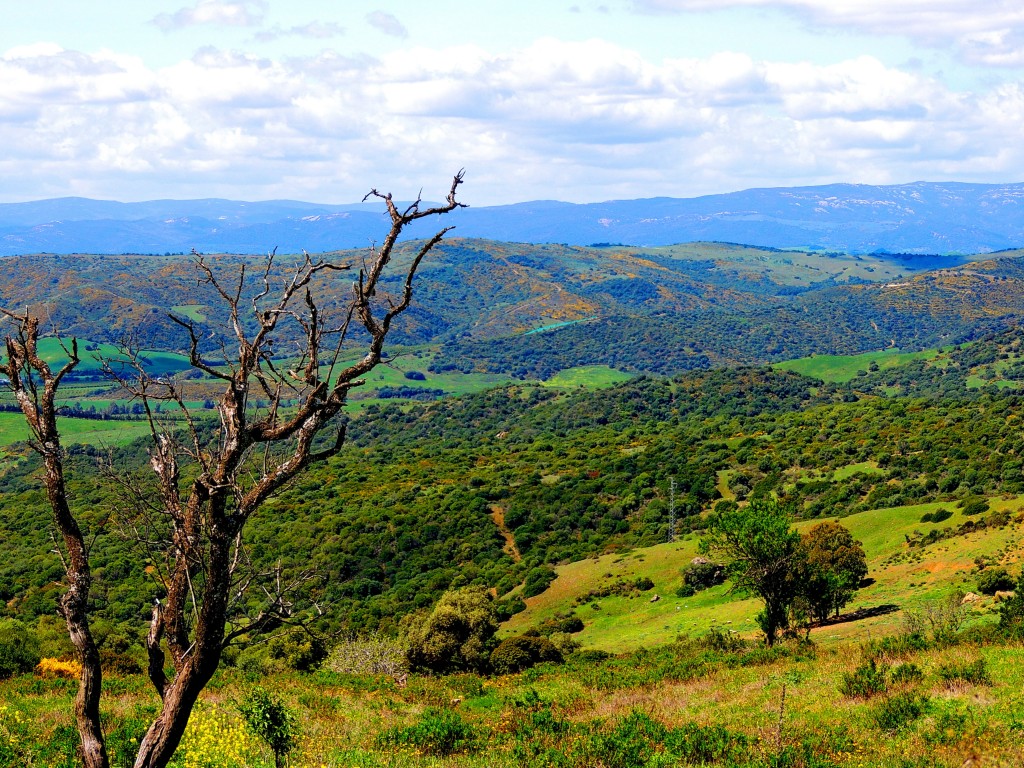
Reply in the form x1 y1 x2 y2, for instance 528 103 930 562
700 497 802 646
795 521 868 622
238 687 298 768
404 587 498 673
0 620 40 679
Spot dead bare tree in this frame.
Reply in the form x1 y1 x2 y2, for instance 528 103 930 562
0 172 465 768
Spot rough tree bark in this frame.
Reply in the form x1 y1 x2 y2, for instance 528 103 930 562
1 172 465 768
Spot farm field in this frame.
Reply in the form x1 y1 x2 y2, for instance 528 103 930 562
773 348 943 384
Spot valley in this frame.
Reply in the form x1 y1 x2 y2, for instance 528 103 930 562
4 239 1024 766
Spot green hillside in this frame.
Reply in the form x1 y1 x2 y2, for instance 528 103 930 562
507 496 1024 652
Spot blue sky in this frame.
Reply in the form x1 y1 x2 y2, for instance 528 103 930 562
3 1 1024 204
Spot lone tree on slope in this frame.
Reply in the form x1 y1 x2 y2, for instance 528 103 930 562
0 171 465 768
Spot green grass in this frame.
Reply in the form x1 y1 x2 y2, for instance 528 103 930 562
651 243 919 285
540 366 633 389
523 318 596 335
170 304 207 322
0 412 154 448
774 348 942 383
32 337 194 379
831 461 883 480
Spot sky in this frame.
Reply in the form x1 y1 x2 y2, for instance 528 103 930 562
3 1 1024 205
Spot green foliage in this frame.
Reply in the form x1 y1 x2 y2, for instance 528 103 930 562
701 497 803 646
404 587 498 674
377 708 477 756
977 567 1015 595
238 687 298 768
266 632 328 672
536 615 584 635
872 693 928 732
523 566 558 598
920 508 952 523
682 559 725 591
494 596 528 622
960 497 990 516
796 521 868 622
0 621 39 680
490 636 562 675
999 574 1024 638
839 658 888 699
889 663 924 686
902 593 967 645
591 710 666 768
936 659 991 686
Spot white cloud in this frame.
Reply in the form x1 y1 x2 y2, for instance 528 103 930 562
631 0 1024 67
1 39 1023 203
152 0 267 31
254 21 345 43
366 11 408 39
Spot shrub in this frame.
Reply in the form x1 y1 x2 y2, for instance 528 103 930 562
267 632 327 672
999 575 1024 637
921 508 952 524
977 567 1015 596
936 658 991 686
873 693 928 732
675 583 696 598
890 663 924 686
960 498 990 517
986 509 1011 527
494 596 527 622
327 633 408 676
632 576 655 591
178 706 254 768
923 706 972 746
700 626 747 652
682 560 725 592
0 621 40 680
36 657 81 679
404 587 498 674
378 708 477 756
490 635 562 674
537 615 584 635
665 722 750 765
902 592 966 644
238 687 297 768
840 658 888 698
522 566 557 598
591 710 667 768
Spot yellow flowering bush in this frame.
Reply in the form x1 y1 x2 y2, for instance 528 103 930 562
35 657 82 679
171 706 257 768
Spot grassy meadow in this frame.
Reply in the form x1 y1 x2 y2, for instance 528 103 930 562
773 349 942 384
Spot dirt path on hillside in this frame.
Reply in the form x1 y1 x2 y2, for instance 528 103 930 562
490 505 521 562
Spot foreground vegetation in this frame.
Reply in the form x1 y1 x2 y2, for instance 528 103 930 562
3 612 1024 767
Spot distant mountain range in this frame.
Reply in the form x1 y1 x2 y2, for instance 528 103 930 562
3 181 1024 256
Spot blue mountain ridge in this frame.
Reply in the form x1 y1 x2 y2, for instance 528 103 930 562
2 181 1023 256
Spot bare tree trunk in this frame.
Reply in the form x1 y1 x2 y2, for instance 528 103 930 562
47 453 108 768
1 319 109 768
